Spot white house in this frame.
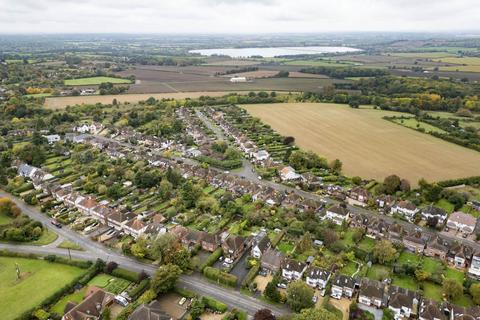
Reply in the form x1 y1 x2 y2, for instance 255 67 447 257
358 278 385 308
468 251 480 279
331 275 355 299
305 267 330 289
391 200 419 221
252 150 269 162
75 124 91 133
281 259 307 281
43 134 61 144
124 219 148 239
324 204 350 225
280 166 301 181
251 234 271 259
421 205 447 224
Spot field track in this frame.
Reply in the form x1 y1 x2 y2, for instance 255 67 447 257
243 103 480 183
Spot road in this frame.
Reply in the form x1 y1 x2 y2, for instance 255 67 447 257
0 190 288 317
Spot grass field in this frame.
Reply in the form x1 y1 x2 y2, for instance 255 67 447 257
0 212 13 225
64 76 131 86
392 118 447 134
0 256 86 320
44 91 248 109
243 103 480 183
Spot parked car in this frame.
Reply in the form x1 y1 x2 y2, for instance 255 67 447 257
277 280 288 289
312 295 318 303
51 219 62 228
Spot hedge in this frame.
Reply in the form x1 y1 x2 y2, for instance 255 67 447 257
201 296 228 313
44 255 92 269
270 229 286 247
128 279 150 300
200 248 223 271
0 249 39 259
203 266 237 287
112 267 139 282
196 156 242 170
438 176 480 188
241 264 259 288
175 286 197 299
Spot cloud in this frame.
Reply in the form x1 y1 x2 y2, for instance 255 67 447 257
0 0 478 33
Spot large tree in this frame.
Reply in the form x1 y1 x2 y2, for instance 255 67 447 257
470 283 480 305
373 240 397 264
151 264 182 295
442 279 463 301
0 198 21 218
383 175 401 194
286 280 314 312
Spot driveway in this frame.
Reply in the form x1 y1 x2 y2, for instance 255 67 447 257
230 251 250 286
329 298 351 320
358 304 383 320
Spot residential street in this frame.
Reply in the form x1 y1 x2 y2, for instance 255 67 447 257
0 190 289 317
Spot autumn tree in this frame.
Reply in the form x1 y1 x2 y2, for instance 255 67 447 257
470 283 480 305
151 264 182 294
0 198 21 218
292 308 336 320
442 279 463 301
373 240 397 264
286 280 314 312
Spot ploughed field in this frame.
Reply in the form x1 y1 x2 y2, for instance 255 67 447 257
243 103 480 183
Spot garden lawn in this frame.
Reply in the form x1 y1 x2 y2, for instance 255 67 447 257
435 199 455 213
423 282 443 301
392 275 418 291
64 76 131 86
340 261 358 276
277 241 294 255
422 257 444 274
397 251 422 266
0 212 13 225
366 265 391 281
0 256 87 320
87 274 131 294
358 237 375 252
50 287 87 315
444 267 465 283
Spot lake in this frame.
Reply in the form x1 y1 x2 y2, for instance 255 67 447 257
189 46 361 58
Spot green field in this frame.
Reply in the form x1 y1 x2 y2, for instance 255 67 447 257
392 118 447 134
64 76 131 86
0 256 86 320
0 212 13 225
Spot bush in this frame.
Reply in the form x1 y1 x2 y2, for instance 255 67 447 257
203 266 237 287
175 286 197 299
201 296 228 313
112 267 139 282
200 248 223 271
105 261 118 274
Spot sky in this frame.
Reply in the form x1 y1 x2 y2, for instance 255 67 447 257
0 0 479 34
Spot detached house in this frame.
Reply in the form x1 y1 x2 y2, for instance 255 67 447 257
391 200 419 221
324 204 350 225
358 278 386 308
447 211 477 236
281 259 307 281
376 195 396 209
222 234 246 263
62 287 115 320
387 285 420 320
279 166 301 181
421 205 447 225
348 187 371 207
331 274 356 299
251 233 271 259
261 248 284 273
305 267 331 289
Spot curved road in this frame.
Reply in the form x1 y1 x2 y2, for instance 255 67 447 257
0 190 288 317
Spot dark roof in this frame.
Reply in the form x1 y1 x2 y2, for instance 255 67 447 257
255 236 271 252
129 301 173 320
282 258 306 273
261 248 284 268
422 204 447 217
63 288 114 320
332 274 355 289
388 286 418 309
359 278 385 300
327 204 349 216
306 267 330 281
419 300 446 320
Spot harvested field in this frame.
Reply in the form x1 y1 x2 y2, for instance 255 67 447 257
243 103 480 183
288 71 329 79
45 91 241 109
220 70 279 78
